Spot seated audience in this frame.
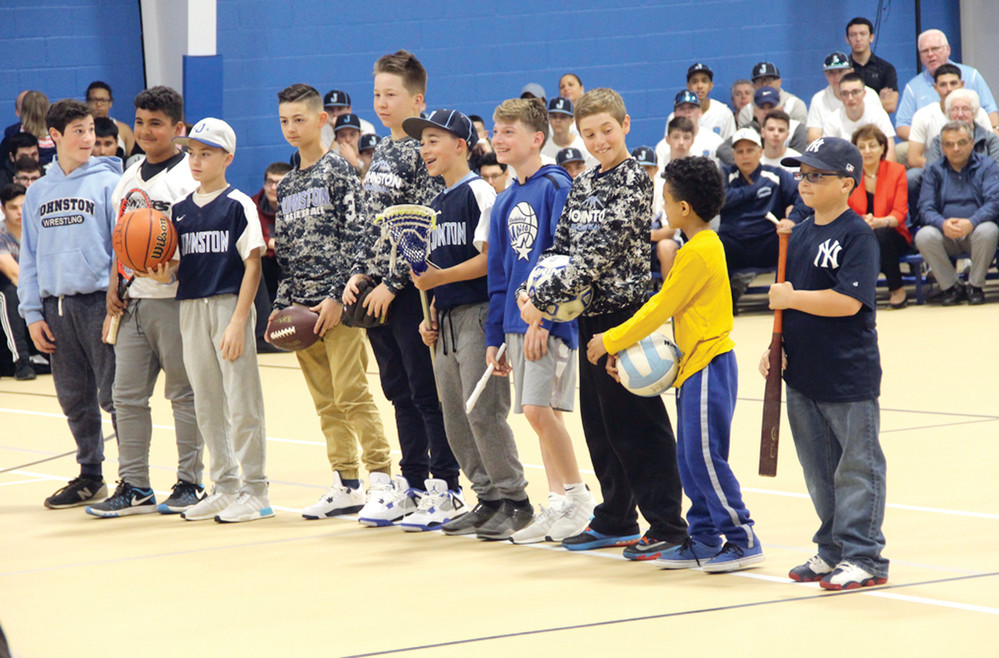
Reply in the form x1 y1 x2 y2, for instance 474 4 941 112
19 91 55 166
558 73 585 103
846 16 899 113
85 81 135 156
909 68 992 169
541 97 595 166
556 147 586 179
683 63 735 139
718 87 808 165
924 91 999 166
0 183 34 379
807 51 881 143
736 62 807 128
0 133 38 189
477 152 509 194
92 117 121 160
822 73 896 160
730 79 755 119
655 91 722 165
761 109 800 170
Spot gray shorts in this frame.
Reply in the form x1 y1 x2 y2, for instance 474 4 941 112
506 332 576 414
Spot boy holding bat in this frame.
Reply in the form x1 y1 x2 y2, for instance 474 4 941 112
762 137 888 590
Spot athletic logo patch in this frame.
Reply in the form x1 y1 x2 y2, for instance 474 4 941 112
508 202 538 261
813 238 842 269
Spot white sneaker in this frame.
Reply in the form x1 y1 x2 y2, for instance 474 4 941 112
181 491 235 521
510 493 566 544
215 492 275 523
399 479 466 532
819 561 888 590
547 485 596 541
302 472 365 520
358 474 418 527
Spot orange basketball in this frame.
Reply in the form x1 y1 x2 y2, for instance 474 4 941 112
112 208 177 273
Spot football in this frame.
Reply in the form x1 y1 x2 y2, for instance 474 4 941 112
265 306 320 351
526 255 592 322
617 329 681 397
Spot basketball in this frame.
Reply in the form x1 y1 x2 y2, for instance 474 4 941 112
112 207 177 273
526 255 593 322
617 329 681 397
266 306 320 351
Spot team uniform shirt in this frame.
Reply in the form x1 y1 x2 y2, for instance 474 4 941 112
719 163 799 240
274 150 368 308
172 186 264 301
426 173 493 313
782 209 881 402
822 103 896 141
896 62 998 129
603 230 735 389
357 135 443 293
655 129 723 168
908 102 993 146
0 222 19 261
541 133 598 168
851 52 899 94
762 147 800 171
112 152 199 299
534 157 652 317
486 164 575 349
806 85 881 130
737 89 808 128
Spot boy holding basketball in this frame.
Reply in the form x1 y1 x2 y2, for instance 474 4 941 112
520 88 688 559
587 156 763 571
762 137 888 590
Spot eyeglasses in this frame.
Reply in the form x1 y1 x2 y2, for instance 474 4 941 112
918 45 947 56
840 89 865 98
14 174 41 183
480 172 506 182
263 178 282 188
793 171 843 183
86 97 111 105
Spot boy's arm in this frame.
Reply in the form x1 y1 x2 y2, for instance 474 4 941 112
769 283 862 316
485 199 509 349
0 253 18 284
220 250 261 361
16 196 43 325
414 185 493 290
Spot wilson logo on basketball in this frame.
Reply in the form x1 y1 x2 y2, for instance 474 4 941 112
150 217 170 260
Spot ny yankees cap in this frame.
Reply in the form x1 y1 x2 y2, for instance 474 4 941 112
334 113 362 132
754 86 780 108
402 108 478 149
674 90 701 108
687 62 714 81
556 147 584 165
752 61 781 80
731 127 762 148
631 146 657 166
823 51 852 71
323 89 351 108
781 136 863 185
548 96 574 116
359 133 379 152
174 117 236 153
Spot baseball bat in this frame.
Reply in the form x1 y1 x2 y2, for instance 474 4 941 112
759 228 790 477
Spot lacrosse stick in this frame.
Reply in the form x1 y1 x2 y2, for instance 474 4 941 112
105 188 154 344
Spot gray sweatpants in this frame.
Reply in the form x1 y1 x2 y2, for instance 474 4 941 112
113 297 203 489
180 295 267 496
434 302 526 501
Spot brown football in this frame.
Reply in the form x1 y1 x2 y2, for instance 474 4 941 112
265 306 320 351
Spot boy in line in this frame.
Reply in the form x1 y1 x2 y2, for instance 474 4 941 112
588 156 764 572
762 137 889 590
18 99 121 508
89 87 205 517
521 89 688 559
344 50 459 525
271 84 392 521
407 108 528 537
486 98 596 544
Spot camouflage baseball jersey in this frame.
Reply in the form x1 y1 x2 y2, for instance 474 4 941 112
533 157 653 316
273 150 368 308
353 135 443 293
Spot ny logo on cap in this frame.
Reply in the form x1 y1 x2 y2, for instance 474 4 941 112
806 138 825 153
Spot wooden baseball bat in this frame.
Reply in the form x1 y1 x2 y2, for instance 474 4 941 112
759 228 790 477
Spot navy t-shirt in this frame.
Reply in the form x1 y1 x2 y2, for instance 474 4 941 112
782 209 881 402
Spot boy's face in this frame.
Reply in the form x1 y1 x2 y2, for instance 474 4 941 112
279 101 327 149
562 161 586 178
733 140 762 176
667 130 694 158
934 73 963 101
86 88 112 119
549 113 573 135
51 115 95 168
12 145 39 163
373 73 423 130
419 126 463 178
839 80 866 111
797 164 852 210
479 164 507 194
662 183 691 232
2 194 24 228
187 142 233 183
14 169 41 187
92 135 118 157
134 108 183 161
847 24 873 54
687 73 713 102
491 119 541 168
263 171 285 206
335 127 361 149
578 111 630 169
824 68 851 91
762 119 789 149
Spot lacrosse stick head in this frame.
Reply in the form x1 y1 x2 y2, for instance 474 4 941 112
375 204 438 275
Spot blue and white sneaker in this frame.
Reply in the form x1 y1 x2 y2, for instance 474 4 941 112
655 537 722 569
358 474 419 527
399 479 466 532
215 493 275 523
157 480 206 514
702 541 765 573
86 481 156 518
561 525 641 551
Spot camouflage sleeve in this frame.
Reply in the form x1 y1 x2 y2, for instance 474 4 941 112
273 189 292 310
331 164 366 299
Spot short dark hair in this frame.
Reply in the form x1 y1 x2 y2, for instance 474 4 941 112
373 50 428 96
265 161 292 178
86 81 112 101
8 132 38 153
45 99 93 134
839 72 865 86
14 156 41 174
934 63 962 81
94 116 119 139
0 183 26 207
277 83 323 111
667 116 695 135
762 109 790 128
661 156 724 221
846 17 874 35
478 152 506 172
134 86 184 124
468 114 484 125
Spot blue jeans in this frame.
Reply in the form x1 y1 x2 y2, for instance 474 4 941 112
785 385 889 578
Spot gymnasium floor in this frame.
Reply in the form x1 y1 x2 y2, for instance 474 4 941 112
2 290 997 657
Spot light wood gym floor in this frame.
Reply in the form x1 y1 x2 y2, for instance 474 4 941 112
2 288 997 657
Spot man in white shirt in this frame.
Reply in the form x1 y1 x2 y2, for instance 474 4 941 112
736 62 807 128
760 109 800 171
908 65 993 169
684 63 735 139
807 51 881 143
655 91 722 165
822 73 896 160
541 96 596 167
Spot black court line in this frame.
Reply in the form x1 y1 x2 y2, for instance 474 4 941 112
0 389 60 399
0 433 116 474
342 570 999 657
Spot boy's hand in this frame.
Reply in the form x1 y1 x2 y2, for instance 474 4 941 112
605 354 620 382
363 282 396 319
310 297 343 337
342 274 366 305
586 333 609 365
775 219 795 233
769 281 795 310
486 345 511 376
28 320 56 354
263 308 281 343
524 324 549 361
219 320 245 361
519 294 545 326
338 139 361 169
410 266 443 291
137 262 173 284
758 347 787 377
418 317 438 347
106 283 125 317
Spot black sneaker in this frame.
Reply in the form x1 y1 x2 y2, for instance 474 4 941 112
44 476 107 509
441 501 498 536
622 533 677 561
86 481 157 517
14 359 36 381
939 283 966 306
157 480 206 514
476 500 534 541
967 285 986 305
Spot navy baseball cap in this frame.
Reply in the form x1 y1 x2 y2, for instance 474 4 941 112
781 137 863 185
631 146 657 166
334 113 361 132
824 51 852 71
323 89 351 108
752 62 781 81
548 97 574 116
402 108 478 149
556 147 584 165
359 133 379 152
674 90 701 108
687 63 714 81
754 86 780 108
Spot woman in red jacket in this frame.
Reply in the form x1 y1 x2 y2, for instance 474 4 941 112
850 124 911 308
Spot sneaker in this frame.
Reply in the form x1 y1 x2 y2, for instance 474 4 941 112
546 486 596 542
302 472 365 520
702 541 766 573
622 533 678 561
510 493 565 545
14 359 36 381
157 480 206 514
44 476 107 509
86 481 157 517
181 491 236 521
358 474 418 527
215 492 275 523
441 501 499 536
788 554 834 582
399 479 466 532
967 285 986 305
655 537 722 569
819 561 887 590
476 499 534 541
561 526 641 551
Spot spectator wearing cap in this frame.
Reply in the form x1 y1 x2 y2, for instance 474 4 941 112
655 90 723 166
520 83 546 104
334 113 363 171
358 133 380 179
822 73 896 161
717 87 809 166
846 17 899 113
731 80 755 119
541 97 595 167
683 63 735 139
908 67 993 170
632 146 664 218
807 52 882 143
896 29 998 142
320 89 375 149
761 109 800 171
736 62 807 129
556 147 586 179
